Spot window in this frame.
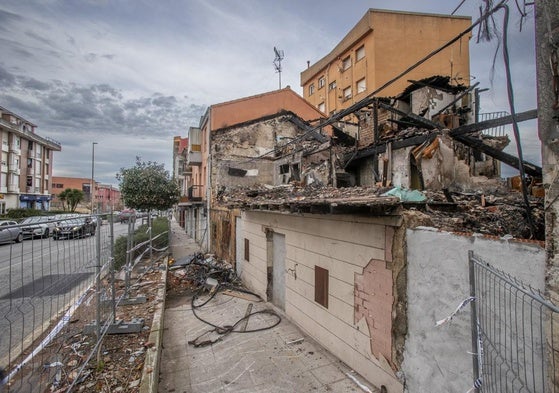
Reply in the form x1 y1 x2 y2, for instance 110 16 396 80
27 158 32 168
356 45 365 61
244 238 250 261
26 176 32 187
279 164 290 174
356 78 366 94
28 141 33 151
328 81 337 91
343 86 352 100
342 56 351 71
318 102 325 113
309 83 315 96
318 76 325 89
314 266 329 308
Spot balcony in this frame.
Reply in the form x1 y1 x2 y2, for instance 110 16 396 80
9 144 21 155
2 142 9 152
187 148 202 166
187 185 204 202
8 184 19 193
8 164 20 175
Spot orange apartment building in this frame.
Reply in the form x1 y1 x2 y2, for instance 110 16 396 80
51 176 122 213
184 87 327 248
301 9 471 115
0 106 61 212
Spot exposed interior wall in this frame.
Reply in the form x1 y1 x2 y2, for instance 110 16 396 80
211 115 306 192
402 227 545 393
209 207 238 265
239 210 404 392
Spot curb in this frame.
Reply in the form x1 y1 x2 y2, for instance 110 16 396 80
139 257 168 393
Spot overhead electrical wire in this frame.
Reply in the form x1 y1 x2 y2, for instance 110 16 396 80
234 0 509 165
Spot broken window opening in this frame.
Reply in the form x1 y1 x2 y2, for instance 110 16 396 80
279 164 290 174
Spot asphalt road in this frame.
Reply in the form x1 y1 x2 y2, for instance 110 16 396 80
0 221 129 367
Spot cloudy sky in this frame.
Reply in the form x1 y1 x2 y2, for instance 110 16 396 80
0 0 538 186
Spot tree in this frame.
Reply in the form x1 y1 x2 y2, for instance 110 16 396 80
58 188 84 212
116 157 180 212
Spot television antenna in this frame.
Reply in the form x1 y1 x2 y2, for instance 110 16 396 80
273 47 284 89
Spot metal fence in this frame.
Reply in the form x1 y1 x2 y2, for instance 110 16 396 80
0 213 169 392
479 111 509 137
469 251 559 393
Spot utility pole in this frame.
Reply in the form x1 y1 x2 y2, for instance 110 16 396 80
535 1 559 390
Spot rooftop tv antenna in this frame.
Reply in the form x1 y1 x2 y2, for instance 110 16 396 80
273 46 284 89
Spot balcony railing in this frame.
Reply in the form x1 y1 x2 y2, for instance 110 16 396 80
187 185 204 201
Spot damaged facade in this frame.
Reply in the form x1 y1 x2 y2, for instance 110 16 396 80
174 7 551 393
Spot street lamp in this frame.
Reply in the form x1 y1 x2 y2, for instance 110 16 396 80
91 142 98 214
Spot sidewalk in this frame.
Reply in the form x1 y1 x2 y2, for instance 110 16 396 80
157 218 379 393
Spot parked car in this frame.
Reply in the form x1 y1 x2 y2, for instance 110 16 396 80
52 217 97 240
0 220 23 244
118 209 136 223
20 216 56 239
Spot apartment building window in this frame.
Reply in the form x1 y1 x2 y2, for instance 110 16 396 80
28 141 33 151
318 102 325 113
27 158 32 168
343 86 352 100
342 56 351 71
356 78 366 94
26 176 32 187
356 45 365 61
309 83 315 96
328 81 337 91
314 266 329 308
318 76 325 89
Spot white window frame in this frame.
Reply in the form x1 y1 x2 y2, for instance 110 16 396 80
356 78 366 94
343 86 352 100
318 102 325 113
309 83 315 96
318 76 325 89
342 56 351 71
356 45 365 61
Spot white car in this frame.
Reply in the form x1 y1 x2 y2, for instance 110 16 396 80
20 216 56 239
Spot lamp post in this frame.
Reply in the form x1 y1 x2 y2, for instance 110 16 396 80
91 142 98 214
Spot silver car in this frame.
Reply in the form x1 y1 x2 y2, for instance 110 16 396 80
0 220 23 244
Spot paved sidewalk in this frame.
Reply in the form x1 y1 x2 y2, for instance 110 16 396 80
159 219 379 393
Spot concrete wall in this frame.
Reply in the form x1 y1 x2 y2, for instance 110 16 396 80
402 227 545 393
239 210 404 392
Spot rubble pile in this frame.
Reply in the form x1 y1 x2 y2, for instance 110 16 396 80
217 183 544 240
423 191 544 240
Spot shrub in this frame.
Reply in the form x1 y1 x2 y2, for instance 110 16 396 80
113 217 169 271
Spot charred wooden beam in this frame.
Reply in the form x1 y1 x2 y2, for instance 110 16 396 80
432 82 480 117
452 134 542 177
377 101 443 130
346 133 437 164
450 109 538 136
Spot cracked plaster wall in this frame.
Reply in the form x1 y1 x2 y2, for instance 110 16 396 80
239 210 404 392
